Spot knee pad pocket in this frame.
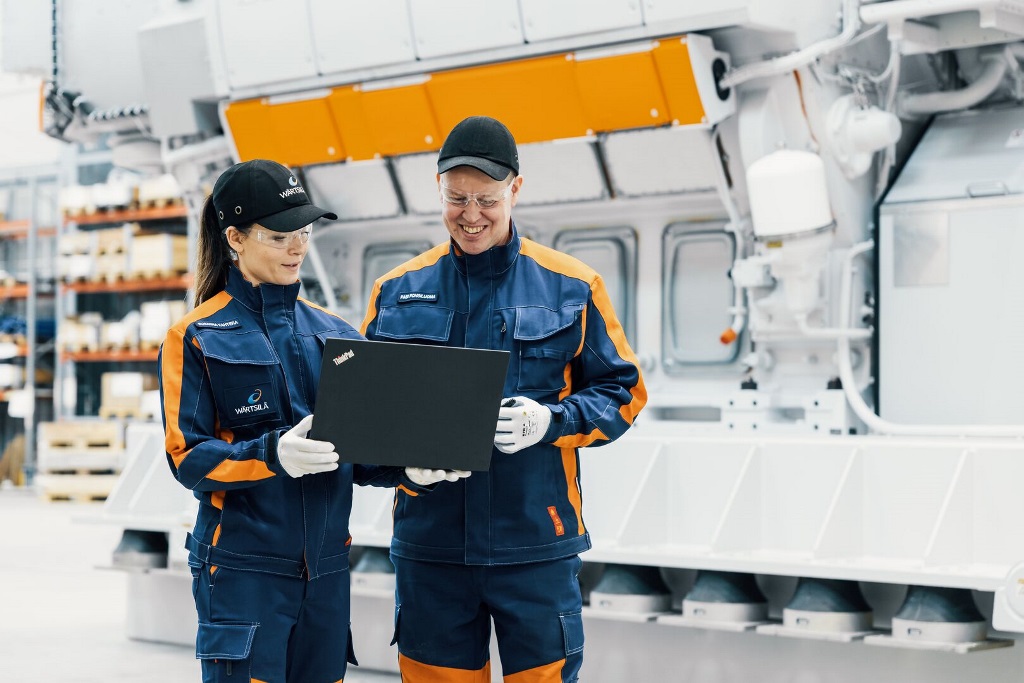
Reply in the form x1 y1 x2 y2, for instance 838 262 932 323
558 610 584 656
196 621 257 680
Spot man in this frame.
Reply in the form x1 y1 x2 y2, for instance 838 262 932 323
361 116 647 682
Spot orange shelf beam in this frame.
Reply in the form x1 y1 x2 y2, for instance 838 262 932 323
61 349 160 363
0 284 55 299
62 274 192 294
63 205 188 226
0 220 57 239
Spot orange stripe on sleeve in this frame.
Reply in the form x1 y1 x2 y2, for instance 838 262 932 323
561 446 585 536
161 325 189 468
206 459 275 484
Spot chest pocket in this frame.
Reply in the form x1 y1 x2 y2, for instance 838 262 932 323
375 304 454 344
514 304 583 393
197 330 283 429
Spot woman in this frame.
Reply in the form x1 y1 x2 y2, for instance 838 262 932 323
158 159 463 683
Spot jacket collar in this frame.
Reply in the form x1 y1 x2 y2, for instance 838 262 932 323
450 220 520 278
225 265 300 313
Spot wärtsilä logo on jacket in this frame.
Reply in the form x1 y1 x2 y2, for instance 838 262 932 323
235 387 271 415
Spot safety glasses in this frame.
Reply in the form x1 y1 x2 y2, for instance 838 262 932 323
440 182 513 209
253 226 312 250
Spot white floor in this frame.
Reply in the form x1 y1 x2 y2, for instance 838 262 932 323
0 488 400 683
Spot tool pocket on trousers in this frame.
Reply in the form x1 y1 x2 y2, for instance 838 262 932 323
559 609 585 656
196 621 257 680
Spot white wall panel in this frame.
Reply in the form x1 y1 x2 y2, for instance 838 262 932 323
1 0 52 77
641 0 791 31
604 127 720 197
408 0 524 59
304 160 402 221
217 0 317 89
392 152 442 215
516 139 607 205
58 0 162 109
520 0 643 42
309 0 416 76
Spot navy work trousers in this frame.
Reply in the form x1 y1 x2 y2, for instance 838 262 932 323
191 564 355 683
392 555 584 682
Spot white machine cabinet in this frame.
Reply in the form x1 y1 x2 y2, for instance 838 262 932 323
878 106 1024 425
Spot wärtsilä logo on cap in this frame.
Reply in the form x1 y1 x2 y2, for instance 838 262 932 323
279 176 306 199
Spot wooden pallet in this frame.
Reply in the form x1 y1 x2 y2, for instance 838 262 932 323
139 197 184 210
39 421 123 451
99 405 157 421
131 268 188 281
89 272 126 285
37 448 124 472
43 492 110 503
61 342 101 353
100 341 138 352
36 471 120 502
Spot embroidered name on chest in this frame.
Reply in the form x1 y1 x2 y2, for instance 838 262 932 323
196 319 241 329
398 292 438 303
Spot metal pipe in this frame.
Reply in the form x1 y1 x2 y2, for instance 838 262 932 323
720 0 863 89
900 53 1009 116
24 175 39 484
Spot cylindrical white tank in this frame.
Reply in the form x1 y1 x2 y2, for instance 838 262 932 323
747 149 833 238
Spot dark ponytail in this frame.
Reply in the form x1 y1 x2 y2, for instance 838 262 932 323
193 195 235 307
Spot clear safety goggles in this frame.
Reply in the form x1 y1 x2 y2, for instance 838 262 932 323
440 182 513 209
253 226 312 250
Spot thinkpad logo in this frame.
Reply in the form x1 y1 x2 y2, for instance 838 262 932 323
333 350 355 365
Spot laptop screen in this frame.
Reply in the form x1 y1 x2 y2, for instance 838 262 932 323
310 338 510 471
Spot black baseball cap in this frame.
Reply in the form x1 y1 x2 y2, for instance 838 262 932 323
437 116 519 181
211 159 337 232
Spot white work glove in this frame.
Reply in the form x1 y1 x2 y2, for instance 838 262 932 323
276 414 339 478
405 468 472 486
495 396 551 454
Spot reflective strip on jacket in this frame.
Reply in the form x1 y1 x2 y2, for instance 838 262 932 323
361 224 647 565
160 266 403 579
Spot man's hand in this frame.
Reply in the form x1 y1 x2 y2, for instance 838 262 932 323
495 396 551 454
277 414 339 478
405 468 472 486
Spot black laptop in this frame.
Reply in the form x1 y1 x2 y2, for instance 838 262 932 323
310 338 510 471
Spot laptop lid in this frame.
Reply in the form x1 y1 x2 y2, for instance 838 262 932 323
310 338 510 471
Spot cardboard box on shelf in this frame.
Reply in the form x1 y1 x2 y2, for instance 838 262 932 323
139 300 187 348
129 233 189 278
100 372 159 419
58 314 103 352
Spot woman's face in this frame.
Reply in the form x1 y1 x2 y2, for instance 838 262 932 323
227 224 311 286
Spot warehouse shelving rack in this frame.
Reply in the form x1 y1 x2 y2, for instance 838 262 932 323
55 206 190 419
0 165 60 484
